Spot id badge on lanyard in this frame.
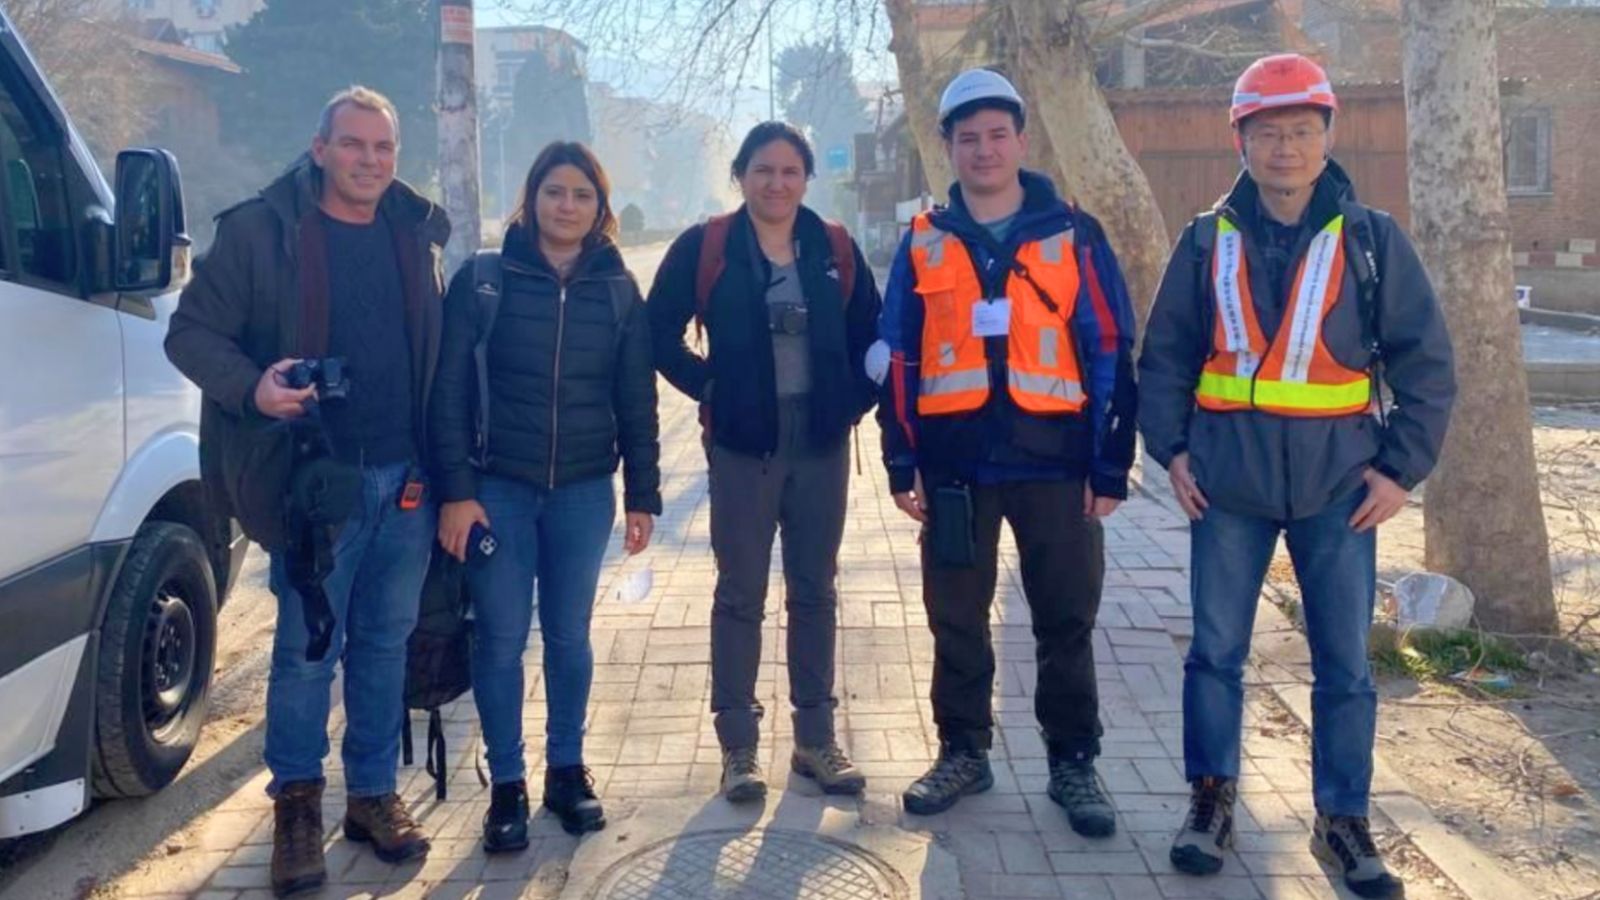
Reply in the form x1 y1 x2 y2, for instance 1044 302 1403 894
972 298 1012 338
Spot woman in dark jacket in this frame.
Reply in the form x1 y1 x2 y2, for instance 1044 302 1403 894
649 122 881 803
430 142 660 849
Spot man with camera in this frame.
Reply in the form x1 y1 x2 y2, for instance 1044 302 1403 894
875 69 1138 831
165 86 449 898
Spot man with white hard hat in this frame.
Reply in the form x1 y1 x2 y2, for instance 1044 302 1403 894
873 67 1138 831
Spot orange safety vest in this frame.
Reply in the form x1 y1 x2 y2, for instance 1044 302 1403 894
1196 215 1371 417
908 212 1085 417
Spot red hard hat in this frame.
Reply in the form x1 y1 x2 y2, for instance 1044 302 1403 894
1230 54 1338 127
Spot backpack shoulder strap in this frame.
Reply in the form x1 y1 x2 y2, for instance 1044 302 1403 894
694 213 736 325
822 219 857 307
471 249 502 464
1342 206 1382 354
607 274 636 350
1192 211 1219 262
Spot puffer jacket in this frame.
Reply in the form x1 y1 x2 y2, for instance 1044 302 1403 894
430 224 661 513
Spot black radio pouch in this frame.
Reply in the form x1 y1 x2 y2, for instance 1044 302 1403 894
929 483 977 569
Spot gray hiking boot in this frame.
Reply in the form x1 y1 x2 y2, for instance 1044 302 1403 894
902 744 992 816
721 747 767 803
792 742 867 795
1047 755 1117 837
1170 777 1237 876
1311 815 1405 899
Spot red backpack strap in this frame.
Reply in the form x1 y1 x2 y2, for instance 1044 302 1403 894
694 213 736 330
822 220 856 308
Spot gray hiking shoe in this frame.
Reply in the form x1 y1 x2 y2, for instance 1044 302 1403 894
792 742 867 795
1047 756 1117 837
1170 777 1237 876
1311 814 1405 899
721 747 767 803
902 744 992 816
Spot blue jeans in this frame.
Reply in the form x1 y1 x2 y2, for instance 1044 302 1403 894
265 462 436 798
1184 488 1378 816
468 474 614 781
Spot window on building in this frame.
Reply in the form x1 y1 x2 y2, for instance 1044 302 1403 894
1505 108 1552 195
194 0 219 18
126 0 156 10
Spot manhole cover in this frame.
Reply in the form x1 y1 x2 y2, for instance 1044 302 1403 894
586 827 910 900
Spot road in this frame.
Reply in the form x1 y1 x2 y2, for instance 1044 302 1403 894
0 240 672 900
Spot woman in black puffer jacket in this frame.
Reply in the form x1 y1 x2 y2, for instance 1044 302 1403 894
429 142 659 850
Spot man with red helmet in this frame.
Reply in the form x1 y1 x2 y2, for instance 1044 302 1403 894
1138 54 1456 898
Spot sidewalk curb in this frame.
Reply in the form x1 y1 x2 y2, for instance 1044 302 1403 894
1131 467 1525 900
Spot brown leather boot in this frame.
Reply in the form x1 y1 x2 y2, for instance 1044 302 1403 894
271 781 326 898
343 793 430 863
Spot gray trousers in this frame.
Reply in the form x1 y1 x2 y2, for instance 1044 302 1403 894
708 398 849 750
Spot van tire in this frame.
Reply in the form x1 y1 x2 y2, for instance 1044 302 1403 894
91 522 218 798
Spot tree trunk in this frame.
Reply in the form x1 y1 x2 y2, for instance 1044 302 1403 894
1401 0 1556 635
1000 2 1170 326
883 0 954 204
437 0 482 273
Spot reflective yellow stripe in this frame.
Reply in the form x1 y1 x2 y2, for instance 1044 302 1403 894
922 368 989 396
1197 371 1370 410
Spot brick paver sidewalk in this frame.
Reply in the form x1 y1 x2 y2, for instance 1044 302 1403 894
123 390 1471 899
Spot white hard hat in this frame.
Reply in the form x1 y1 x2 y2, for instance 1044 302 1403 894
938 68 1026 129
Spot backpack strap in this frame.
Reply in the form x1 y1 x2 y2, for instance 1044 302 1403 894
694 213 737 333
471 250 503 466
607 275 636 351
1191 211 1221 370
424 708 448 801
1343 207 1382 356
1342 206 1386 422
822 219 857 306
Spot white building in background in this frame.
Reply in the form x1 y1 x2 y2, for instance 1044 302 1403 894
114 0 264 54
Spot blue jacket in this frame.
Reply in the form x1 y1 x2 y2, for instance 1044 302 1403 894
877 170 1138 497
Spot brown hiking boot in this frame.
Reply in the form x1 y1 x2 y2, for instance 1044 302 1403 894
271 781 326 898
343 793 430 863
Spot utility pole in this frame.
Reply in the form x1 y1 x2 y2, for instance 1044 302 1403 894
437 0 481 273
767 11 775 121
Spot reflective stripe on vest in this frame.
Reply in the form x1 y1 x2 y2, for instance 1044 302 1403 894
1196 214 1372 418
909 213 1085 416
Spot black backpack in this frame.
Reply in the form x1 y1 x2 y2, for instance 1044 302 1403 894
402 550 472 799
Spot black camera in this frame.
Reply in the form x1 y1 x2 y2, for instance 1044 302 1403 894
283 357 351 401
768 304 808 336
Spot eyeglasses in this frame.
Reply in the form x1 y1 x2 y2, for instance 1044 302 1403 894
1244 127 1327 148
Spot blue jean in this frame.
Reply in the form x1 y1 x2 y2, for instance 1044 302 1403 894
1183 488 1378 816
265 462 436 798
468 474 615 781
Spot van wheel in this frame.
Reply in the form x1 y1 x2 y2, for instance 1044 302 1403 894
91 522 218 798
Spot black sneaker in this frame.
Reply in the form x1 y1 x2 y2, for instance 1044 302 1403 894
1311 815 1405 899
482 780 529 854
543 765 606 835
1046 755 1117 837
1170 777 1237 876
902 745 993 816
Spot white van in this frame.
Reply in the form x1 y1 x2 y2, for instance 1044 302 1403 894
0 11 245 837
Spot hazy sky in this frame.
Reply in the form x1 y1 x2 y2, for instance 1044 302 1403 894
473 0 898 130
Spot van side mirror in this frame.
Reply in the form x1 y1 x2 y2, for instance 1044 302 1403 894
114 149 188 292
